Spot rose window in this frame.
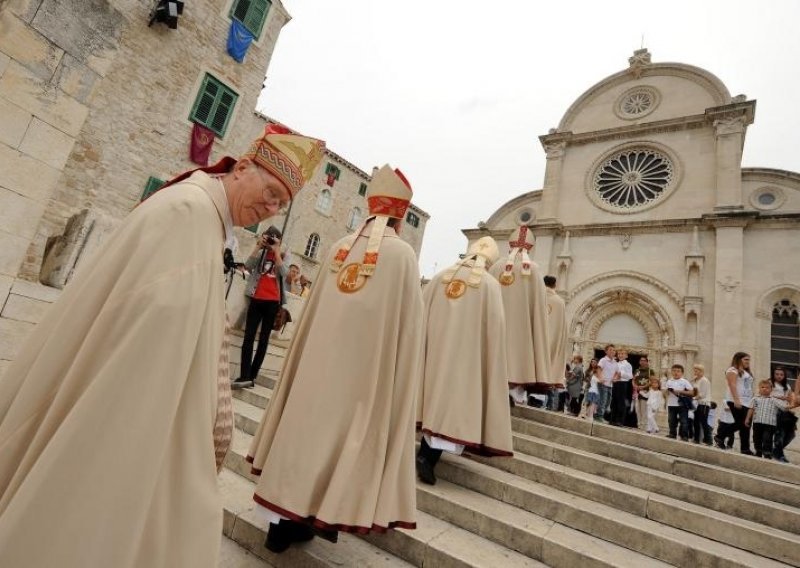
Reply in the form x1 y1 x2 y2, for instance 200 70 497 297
615 86 660 119
593 149 674 209
622 91 652 115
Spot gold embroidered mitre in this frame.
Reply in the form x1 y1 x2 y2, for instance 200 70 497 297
243 124 326 197
443 236 499 288
331 164 414 277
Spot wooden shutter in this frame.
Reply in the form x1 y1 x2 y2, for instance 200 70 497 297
141 176 166 201
231 0 271 38
190 74 239 137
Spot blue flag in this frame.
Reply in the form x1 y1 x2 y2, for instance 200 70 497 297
227 20 254 63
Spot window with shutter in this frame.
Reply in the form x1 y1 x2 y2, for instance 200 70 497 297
406 211 420 228
230 0 271 38
189 74 239 137
141 176 166 201
358 183 367 196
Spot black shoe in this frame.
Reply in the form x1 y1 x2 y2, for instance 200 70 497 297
416 455 436 485
666 435 677 439
741 449 755 456
313 526 339 543
286 521 315 543
231 377 254 390
265 521 293 553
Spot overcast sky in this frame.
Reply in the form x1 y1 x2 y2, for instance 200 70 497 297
257 0 800 278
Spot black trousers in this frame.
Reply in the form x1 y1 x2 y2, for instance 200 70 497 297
668 406 689 440
240 298 280 380
693 404 712 444
610 382 629 425
774 416 797 459
752 423 776 457
727 402 752 453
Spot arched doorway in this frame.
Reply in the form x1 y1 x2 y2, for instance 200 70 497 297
571 287 675 376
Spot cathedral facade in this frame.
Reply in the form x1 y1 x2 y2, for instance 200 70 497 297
464 50 800 398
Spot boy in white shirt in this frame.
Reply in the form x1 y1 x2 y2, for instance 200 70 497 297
610 349 633 426
666 364 695 441
597 344 618 422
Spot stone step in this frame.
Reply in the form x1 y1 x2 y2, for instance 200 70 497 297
220 469 414 568
514 406 800 485
416 478 672 568
233 383 273 409
226 427 665 567
469 439 800 565
228 389 797 566
512 417 800 516
434 453 794 568
232 388 799 514
220 466 541 567
219 535 274 568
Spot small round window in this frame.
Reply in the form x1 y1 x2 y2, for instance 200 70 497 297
516 208 535 225
758 193 775 206
614 86 660 120
750 186 785 211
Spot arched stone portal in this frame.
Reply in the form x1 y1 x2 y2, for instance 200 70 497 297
570 287 677 374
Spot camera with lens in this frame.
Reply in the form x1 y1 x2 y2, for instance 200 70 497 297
263 225 282 247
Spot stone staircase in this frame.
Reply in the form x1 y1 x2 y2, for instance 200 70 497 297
219 338 800 567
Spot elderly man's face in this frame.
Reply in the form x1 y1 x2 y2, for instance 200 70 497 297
226 159 291 227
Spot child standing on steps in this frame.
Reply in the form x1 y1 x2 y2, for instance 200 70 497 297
745 379 785 459
715 404 736 449
584 365 602 423
646 376 664 433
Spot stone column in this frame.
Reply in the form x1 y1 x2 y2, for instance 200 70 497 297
707 102 754 211
537 133 570 222
709 219 748 401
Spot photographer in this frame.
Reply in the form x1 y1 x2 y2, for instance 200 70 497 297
233 225 288 389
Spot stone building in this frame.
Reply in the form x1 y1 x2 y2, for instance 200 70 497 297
464 49 800 398
242 113 429 284
0 0 292 376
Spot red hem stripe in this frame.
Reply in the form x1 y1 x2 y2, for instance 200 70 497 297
419 428 513 458
251 493 416 534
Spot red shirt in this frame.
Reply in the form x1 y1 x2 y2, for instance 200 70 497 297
252 251 281 301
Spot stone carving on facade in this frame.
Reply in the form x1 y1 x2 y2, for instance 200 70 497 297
731 94 747 103
627 48 652 79
717 276 741 293
39 209 118 289
568 270 683 306
544 141 567 159
619 234 632 250
713 115 747 136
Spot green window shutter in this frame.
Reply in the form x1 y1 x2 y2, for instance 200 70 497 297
230 0 271 38
141 176 166 201
358 183 367 196
189 74 239 137
231 0 250 22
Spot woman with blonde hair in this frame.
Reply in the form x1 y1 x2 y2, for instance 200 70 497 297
692 363 712 445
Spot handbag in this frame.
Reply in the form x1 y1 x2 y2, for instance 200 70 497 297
272 306 292 332
272 265 292 332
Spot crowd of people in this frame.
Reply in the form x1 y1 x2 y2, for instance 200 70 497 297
554 348 799 463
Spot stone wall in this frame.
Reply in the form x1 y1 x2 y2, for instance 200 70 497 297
0 0 290 378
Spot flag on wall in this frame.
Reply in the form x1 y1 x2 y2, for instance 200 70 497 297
190 122 215 166
227 20 254 63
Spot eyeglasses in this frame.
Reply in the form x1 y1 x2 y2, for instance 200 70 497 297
255 167 291 214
